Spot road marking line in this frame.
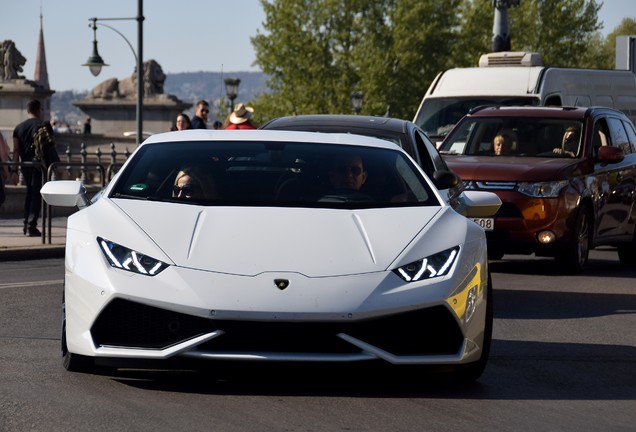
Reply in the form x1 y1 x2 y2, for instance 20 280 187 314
0 280 64 289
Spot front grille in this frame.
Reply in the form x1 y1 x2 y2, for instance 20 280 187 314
91 299 464 356
494 202 522 218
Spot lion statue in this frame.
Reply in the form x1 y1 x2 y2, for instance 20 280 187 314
90 59 166 99
0 40 27 81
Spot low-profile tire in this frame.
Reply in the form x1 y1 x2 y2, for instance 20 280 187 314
61 307 94 373
617 233 636 265
450 271 493 383
556 206 591 274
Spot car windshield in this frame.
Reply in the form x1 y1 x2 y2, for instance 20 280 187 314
110 140 438 209
439 117 584 158
414 97 539 138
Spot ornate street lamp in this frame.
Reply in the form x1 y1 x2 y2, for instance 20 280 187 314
82 18 108 77
351 91 364 115
224 78 241 113
82 0 144 144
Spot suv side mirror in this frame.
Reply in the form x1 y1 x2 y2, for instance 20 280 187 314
596 146 624 163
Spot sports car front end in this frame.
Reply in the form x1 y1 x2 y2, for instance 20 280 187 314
42 130 498 382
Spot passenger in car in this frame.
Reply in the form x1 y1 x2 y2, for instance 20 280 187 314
492 133 515 156
173 167 217 199
553 126 580 157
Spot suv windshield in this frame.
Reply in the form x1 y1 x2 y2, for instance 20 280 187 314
439 116 584 158
110 140 438 209
414 97 539 138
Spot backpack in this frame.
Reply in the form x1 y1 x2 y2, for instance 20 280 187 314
32 123 60 167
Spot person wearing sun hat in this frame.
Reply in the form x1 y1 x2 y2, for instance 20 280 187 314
224 103 256 130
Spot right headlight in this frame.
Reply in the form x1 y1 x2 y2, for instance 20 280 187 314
98 237 168 276
516 180 568 198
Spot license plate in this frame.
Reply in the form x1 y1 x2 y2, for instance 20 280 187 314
471 218 494 231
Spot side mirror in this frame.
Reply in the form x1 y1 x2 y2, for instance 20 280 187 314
596 146 624 163
454 190 501 218
432 169 461 190
40 180 91 209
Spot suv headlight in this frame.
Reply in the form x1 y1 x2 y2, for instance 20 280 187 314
516 180 568 198
98 237 168 276
393 246 459 282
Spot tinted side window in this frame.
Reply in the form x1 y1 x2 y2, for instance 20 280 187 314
591 119 610 158
416 130 449 172
607 117 630 154
621 120 636 154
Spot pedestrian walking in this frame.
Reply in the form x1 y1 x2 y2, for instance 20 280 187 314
0 132 10 207
82 117 92 134
224 103 256 130
174 113 192 131
191 100 210 129
11 99 46 236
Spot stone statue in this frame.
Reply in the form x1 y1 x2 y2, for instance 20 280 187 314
90 59 166 99
0 40 26 81
144 59 165 96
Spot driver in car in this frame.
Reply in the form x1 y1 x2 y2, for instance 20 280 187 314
328 154 368 191
553 126 580 157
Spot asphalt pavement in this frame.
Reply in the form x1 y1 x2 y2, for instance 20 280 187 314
0 216 66 260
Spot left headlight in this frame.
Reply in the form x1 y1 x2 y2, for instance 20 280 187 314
516 180 568 198
393 246 459 282
98 237 168 276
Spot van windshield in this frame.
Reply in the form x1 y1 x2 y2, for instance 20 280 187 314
414 97 540 140
439 117 584 158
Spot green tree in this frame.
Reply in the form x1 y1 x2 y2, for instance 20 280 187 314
252 0 608 122
458 0 603 67
595 18 636 69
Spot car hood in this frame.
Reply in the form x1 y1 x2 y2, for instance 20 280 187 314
113 200 442 277
444 155 580 181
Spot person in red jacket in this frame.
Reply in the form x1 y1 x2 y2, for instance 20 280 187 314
224 103 256 130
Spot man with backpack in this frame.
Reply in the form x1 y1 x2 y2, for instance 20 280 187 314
11 99 48 237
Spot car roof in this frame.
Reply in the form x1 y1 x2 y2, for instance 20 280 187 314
466 105 625 119
261 114 411 134
141 129 402 151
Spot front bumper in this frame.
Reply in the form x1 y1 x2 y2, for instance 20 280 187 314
90 298 468 364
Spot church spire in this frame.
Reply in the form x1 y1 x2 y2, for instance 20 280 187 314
34 10 50 90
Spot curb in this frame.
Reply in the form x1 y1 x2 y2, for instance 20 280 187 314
0 246 65 261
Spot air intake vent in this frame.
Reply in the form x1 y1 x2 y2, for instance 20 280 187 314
478 51 543 67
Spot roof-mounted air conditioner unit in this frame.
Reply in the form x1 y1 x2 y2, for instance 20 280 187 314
478 51 543 67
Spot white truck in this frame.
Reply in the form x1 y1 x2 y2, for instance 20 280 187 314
413 51 636 143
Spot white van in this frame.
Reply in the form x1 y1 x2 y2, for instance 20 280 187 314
413 51 636 143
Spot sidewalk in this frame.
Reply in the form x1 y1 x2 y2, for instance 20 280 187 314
0 216 67 260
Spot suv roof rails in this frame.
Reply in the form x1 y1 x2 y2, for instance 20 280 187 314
468 105 499 114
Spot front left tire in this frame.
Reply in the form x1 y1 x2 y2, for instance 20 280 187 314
61 301 94 373
556 206 591 274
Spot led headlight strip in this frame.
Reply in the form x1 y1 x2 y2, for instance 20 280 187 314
98 237 168 276
393 246 459 282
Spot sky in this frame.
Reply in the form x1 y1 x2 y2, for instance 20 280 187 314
1 0 634 92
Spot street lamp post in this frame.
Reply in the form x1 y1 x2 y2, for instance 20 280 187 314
82 0 144 144
224 78 241 113
351 91 364 115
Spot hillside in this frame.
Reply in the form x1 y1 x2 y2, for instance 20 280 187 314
50 71 269 127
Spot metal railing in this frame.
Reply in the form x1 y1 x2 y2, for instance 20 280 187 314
2 142 130 244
